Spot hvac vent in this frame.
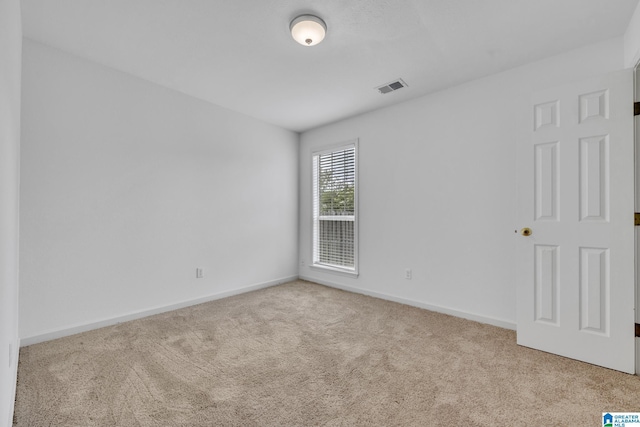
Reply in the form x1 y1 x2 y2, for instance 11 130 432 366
376 79 408 94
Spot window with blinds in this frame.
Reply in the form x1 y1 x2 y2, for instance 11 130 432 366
312 142 357 273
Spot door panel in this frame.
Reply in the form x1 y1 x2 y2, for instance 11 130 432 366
534 244 559 325
534 142 559 221
517 69 635 374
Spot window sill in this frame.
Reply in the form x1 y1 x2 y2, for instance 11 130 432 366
310 263 359 278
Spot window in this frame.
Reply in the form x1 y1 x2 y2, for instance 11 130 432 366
312 141 358 274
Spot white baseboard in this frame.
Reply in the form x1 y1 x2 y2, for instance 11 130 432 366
300 275 517 331
20 275 516 347
20 275 298 347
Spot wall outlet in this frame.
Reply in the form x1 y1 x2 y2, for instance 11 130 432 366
196 268 204 279
404 269 412 280
300 259 305 267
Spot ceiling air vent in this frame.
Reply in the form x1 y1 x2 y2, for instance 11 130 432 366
376 79 408 94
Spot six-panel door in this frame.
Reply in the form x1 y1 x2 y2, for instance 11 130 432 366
516 69 635 374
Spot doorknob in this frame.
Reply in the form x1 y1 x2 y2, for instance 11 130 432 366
520 227 532 236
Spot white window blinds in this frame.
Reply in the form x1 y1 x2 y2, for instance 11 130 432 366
312 143 357 272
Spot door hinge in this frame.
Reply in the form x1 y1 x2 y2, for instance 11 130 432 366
636 323 640 338
635 102 640 116
635 213 640 226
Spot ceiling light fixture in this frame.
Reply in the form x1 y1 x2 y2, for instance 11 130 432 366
290 15 326 46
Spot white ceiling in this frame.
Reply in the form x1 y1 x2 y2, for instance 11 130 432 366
21 0 640 133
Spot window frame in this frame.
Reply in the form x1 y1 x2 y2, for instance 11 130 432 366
311 139 359 277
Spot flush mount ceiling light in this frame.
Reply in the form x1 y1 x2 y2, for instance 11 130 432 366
290 14 326 46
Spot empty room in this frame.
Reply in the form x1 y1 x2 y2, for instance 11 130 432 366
3 0 640 425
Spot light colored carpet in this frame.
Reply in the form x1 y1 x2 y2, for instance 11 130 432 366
14 280 640 426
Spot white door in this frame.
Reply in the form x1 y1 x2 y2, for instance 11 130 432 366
516 69 635 374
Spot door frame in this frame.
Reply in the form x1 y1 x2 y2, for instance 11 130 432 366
635 61 640 375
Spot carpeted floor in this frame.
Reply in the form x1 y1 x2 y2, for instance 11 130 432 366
13 280 640 426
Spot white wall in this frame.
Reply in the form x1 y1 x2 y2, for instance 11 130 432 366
0 1 21 425
20 40 299 343
624 1 640 68
299 38 625 328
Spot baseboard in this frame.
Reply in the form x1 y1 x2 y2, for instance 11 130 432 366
20 275 516 347
300 275 517 331
20 275 298 347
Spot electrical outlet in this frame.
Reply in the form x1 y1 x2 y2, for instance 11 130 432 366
300 259 305 267
404 269 412 280
196 268 204 279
